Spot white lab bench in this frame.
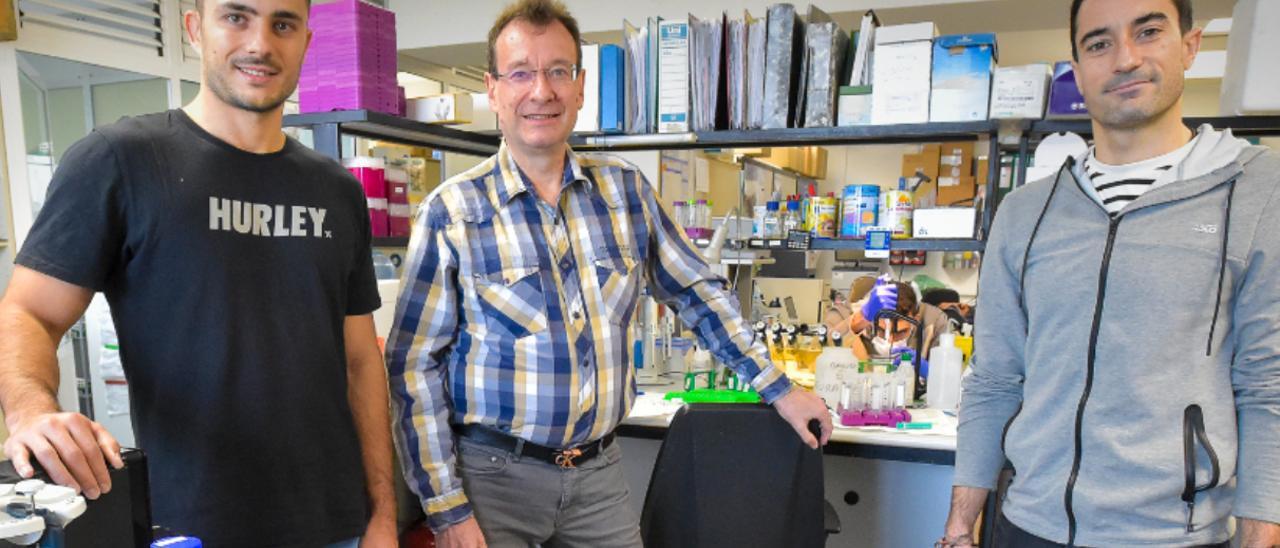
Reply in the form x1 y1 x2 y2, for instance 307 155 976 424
616 379 956 547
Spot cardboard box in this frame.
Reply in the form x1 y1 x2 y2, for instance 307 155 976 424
929 33 998 122
407 93 473 124
913 208 977 238
1048 61 1089 118
939 141 973 180
872 23 938 125
837 86 873 127
901 143 941 182
937 175 977 206
0 0 15 41
763 147 795 172
989 63 1052 119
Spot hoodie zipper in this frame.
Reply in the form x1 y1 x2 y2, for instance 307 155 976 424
1064 216 1121 547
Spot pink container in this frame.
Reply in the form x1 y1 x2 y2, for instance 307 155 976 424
386 167 411 237
344 157 389 237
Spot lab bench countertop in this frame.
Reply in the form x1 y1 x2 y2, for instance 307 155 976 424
622 375 958 464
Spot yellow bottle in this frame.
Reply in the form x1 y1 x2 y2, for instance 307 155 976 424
797 326 825 376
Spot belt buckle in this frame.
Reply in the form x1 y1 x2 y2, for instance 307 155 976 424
555 447 583 469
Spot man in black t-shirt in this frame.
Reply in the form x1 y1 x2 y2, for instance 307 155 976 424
0 1 396 546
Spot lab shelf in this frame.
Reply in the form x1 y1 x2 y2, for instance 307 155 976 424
285 111 1018 252
569 120 1000 152
746 237 983 252
811 238 984 252
372 237 410 247
1028 116 1280 138
283 110 500 159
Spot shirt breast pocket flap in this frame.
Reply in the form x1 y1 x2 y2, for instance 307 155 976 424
474 264 547 339
593 254 640 325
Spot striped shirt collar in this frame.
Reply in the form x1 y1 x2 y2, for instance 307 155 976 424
494 140 593 207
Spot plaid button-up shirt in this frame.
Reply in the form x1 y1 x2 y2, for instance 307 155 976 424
386 142 793 530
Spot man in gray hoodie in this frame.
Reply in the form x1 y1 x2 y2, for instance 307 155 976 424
940 0 1280 546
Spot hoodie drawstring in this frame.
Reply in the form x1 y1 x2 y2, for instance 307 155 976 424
1206 179 1237 357
1019 161 1068 318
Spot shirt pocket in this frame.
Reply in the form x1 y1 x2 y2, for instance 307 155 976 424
592 252 641 327
474 264 548 339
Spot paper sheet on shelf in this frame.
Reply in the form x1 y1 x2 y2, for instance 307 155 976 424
628 393 684 421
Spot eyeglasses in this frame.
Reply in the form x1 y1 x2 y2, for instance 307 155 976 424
492 64 580 87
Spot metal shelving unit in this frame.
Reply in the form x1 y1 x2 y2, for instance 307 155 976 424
283 110 500 160
285 111 1006 252
745 237 983 252
573 121 1002 253
372 237 410 247
570 120 999 151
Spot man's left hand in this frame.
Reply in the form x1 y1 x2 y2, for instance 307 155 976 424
359 514 399 548
1239 518 1280 548
773 389 833 449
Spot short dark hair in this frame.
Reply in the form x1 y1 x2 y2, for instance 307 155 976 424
894 282 919 317
922 288 960 307
1070 0 1193 60
487 0 582 76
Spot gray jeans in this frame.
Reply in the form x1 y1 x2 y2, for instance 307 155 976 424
456 435 643 548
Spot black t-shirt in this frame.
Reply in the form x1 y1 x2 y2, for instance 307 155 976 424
16 110 380 546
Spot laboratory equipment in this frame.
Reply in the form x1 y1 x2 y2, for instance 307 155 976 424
838 398 912 428
763 201 783 238
783 200 803 236
815 331 860 409
0 449 154 548
880 179 914 239
635 296 667 385
864 229 893 259
840 184 879 238
752 205 769 238
672 201 688 234
927 333 964 410
873 309 924 398
812 193 839 239
0 480 86 546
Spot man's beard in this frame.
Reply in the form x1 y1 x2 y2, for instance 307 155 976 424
204 60 295 113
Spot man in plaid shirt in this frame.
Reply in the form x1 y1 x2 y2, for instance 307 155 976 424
386 1 833 546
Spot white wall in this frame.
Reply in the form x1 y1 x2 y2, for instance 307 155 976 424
47 87 85 164
91 79 170 128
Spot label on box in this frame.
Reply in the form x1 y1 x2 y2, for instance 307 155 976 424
990 64 1050 119
939 177 961 187
872 42 933 125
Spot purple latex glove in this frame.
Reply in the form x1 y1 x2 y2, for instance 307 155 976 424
861 276 898 321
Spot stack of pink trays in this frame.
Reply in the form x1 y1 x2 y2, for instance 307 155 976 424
300 0 403 115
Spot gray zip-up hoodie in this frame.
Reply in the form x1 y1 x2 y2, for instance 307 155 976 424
956 125 1280 546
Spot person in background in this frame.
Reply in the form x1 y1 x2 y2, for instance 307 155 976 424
921 288 973 333
842 278 950 361
942 0 1280 546
385 1 832 547
0 1 397 545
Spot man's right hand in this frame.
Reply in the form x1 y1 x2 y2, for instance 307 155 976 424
3 411 123 499
437 516 487 548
